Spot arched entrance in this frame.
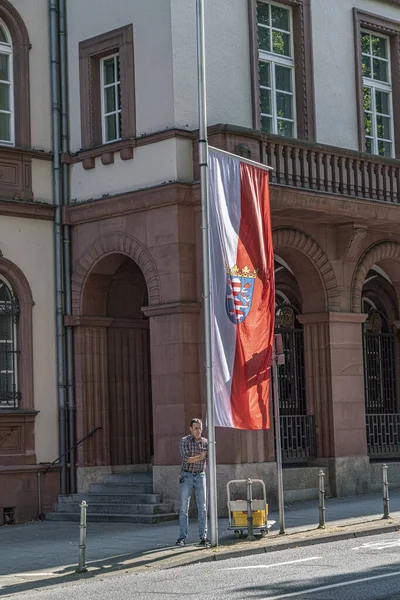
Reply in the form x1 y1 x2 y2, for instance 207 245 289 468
362 265 399 458
274 256 314 462
81 253 153 466
272 228 341 462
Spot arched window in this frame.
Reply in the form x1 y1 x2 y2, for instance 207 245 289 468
0 0 30 148
0 21 13 145
0 275 19 407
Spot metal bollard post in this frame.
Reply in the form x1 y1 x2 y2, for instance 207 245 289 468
76 500 88 573
246 478 255 540
382 464 390 519
318 470 326 529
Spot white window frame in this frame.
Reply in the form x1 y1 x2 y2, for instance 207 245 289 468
0 21 14 147
361 29 394 158
100 53 121 144
258 0 297 138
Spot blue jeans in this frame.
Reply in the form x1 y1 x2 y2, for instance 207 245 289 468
178 471 207 540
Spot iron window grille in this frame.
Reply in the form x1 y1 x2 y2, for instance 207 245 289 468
363 310 397 415
0 279 20 408
274 299 316 460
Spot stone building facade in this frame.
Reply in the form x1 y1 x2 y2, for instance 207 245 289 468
3 0 400 521
0 0 58 524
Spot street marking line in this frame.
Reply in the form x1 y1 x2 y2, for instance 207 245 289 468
220 557 322 571
353 540 400 550
264 570 400 599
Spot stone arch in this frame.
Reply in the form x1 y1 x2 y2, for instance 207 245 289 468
273 228 340 312
71 233 160 314
352 241 400 312
0 0 31 147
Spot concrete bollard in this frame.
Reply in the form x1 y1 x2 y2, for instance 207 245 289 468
318 470 326 529
75 500 88 573
246 478 255 540
382 464 390 520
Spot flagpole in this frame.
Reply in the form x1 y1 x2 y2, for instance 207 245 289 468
196 0 218 547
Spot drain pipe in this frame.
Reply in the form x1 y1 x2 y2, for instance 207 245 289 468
50 0 67 494
59 0 76 494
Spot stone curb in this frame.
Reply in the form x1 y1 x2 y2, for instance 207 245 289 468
157 519 400 570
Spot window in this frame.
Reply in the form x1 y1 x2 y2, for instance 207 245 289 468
101 54 121 144
0 277 19 408
361 31 393 157
0 22 13 145
79 25 135 168
0 2 31 149
249 0 315 140
257 1 296 137
354 10 400 159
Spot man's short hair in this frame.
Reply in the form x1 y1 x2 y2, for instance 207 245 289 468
190 418 203 427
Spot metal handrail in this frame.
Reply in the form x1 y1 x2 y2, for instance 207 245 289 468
43 426 102 474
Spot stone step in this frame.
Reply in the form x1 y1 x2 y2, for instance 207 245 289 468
54 502 174 515
103 473 153 484
89 483 153 494
58 493 163 504
45 512 178 524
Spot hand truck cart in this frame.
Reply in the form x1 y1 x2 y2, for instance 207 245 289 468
227 478 269 538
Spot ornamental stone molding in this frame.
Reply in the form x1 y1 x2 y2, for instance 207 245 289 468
340 228 367 260
352 241 400 312
71 233 161 314
273 227 340 311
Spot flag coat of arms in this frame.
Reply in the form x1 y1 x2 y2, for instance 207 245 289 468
209 149 274 430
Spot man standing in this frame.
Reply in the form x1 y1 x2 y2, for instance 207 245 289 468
176 418 210 548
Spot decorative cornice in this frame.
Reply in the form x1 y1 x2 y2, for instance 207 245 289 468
2 146 52 161
63 128 193 166
141 302 200 318
298 312 368 325
0 409 38 416
65 182 194 225
356 9 400 35
65 316 149 329
0 199 54 221
270 186 400 225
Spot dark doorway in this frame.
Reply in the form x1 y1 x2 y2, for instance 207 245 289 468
106 257 153 465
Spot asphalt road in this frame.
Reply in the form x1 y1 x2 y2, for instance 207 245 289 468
6 531 400 599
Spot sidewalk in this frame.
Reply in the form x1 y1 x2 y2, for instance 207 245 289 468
1 489 400 596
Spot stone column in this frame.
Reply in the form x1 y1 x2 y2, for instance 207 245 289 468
142 301 201 500
298 312 369 496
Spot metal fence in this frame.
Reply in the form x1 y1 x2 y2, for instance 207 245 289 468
275 310 316 461
366 413 400 457
363 331 397 415
280 415 316 461
276 327 307 417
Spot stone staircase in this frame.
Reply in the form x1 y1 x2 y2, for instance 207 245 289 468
45 472 178 524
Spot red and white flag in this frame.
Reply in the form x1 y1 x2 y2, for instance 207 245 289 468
209 149 274 430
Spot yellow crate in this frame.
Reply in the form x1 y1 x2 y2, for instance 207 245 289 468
232 506 268 527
